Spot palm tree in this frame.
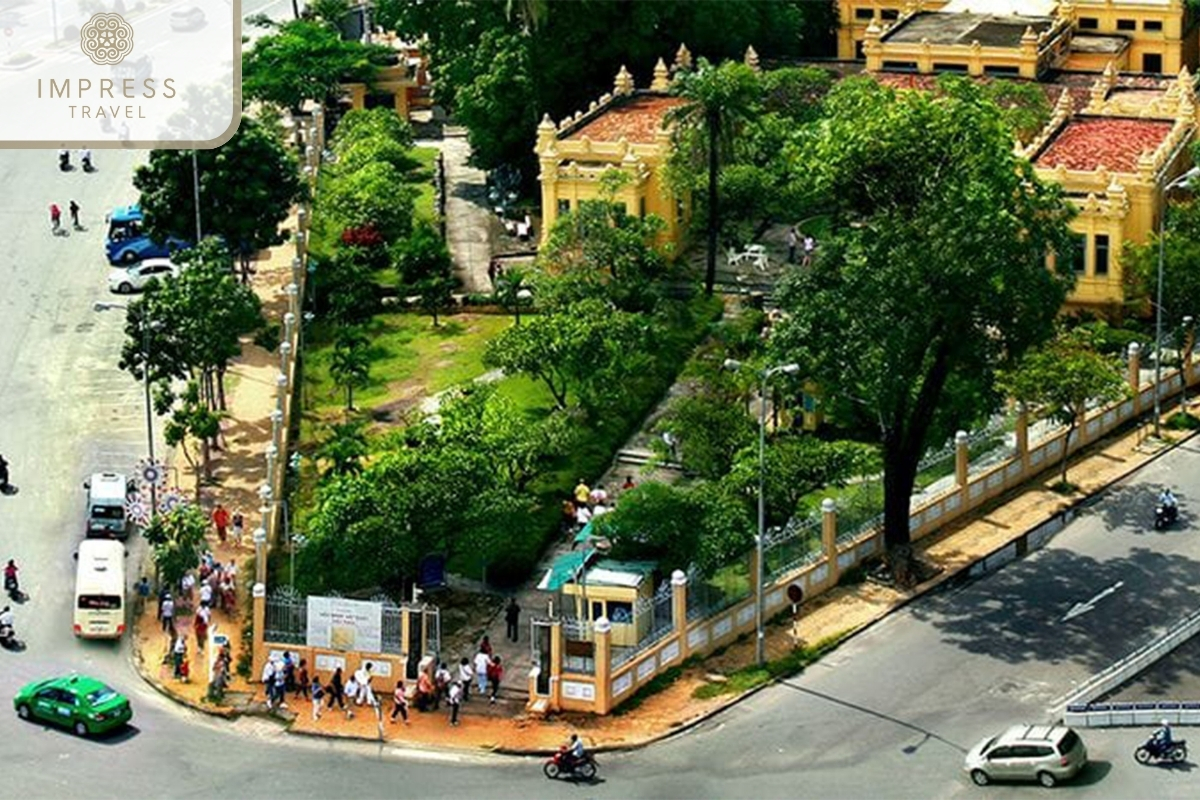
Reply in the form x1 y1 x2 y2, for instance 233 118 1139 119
329 326 371 413
666 58 761 296
495 267 530 325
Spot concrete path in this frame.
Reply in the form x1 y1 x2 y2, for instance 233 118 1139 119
417 131 493 295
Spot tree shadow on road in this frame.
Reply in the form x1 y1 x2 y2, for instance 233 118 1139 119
1089 480 1192 536
909 546 1200 674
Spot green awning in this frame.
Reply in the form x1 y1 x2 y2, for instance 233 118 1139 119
537 549 595 592
573 520 596 545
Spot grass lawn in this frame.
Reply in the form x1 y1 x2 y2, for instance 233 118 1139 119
408 146 439 225
301 312 513 436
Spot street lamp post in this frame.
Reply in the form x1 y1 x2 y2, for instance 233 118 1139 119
723 359 800 666
1154 166 1200 437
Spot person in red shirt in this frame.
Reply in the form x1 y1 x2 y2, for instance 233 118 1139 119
211 503 230 544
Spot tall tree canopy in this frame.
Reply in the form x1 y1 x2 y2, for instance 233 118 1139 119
378 0 835 173
134 117 304 278
771 77 1075 574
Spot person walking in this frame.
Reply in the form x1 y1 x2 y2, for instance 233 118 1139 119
160 593 175 635
802 234 816 268
326 667 347 714
172 635 186 679
69 200 81 229
389 680 409 724
457 657 474 702
193 608 208 650
434 662 451 710
294 658 310 700
487 655 504 705
505 597 521 643
309 675 324 721
473 648 490 698
273 661 289 711
354 662 376 708
786 225 798 264
231 510 244 548
447 681 463 726
211 503 230 545
261 658 277 710
49 203 61 233
343 673 359 720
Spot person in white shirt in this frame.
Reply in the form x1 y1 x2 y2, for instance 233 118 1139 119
473 649 490 697
354 662 376 707
458 657 475 701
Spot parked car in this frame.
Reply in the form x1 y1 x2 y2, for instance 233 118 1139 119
964 724 1088 787
169 6 205 31
107 258 179 294
14 675 133 737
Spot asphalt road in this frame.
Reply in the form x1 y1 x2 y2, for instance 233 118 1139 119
6 78 1200 800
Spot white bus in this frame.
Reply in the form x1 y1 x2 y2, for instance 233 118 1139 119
73 540 126 639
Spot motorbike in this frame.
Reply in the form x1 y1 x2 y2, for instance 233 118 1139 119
0 459 8 492
1135 736 1188 764
0 624 23 652
1155 503 1179 530
58 149 70 171
81 152 94 173
544 747 598 780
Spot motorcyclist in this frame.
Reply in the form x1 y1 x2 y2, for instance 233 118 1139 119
563 733 585 770
57 149 70 170
0 454 8 488
1152 720 1173 750
80 148 93 172
0 605 14 640
4 560 17 594
1159 488 1179 522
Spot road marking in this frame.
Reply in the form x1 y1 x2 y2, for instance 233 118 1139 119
1061 581 1125 622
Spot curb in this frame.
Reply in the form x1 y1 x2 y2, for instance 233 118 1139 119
134 424 1198 756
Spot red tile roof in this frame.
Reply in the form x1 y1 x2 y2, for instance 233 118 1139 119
1034 117 1173 171
564 95 685 144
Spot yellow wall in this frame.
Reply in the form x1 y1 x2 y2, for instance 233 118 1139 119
1067 0 1193 73
562 581 653 648
837 0 949 60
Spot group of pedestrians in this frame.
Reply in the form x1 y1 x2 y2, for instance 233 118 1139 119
48 201 82 234
210 502 245 548
785 226 816 267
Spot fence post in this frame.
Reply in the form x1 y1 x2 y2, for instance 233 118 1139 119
251 582 267 685
671 569 689 661
1184 316 1195 388
593 617 613 714
821 498 839 588
1128 342 1142 413
400 607 412 675
1016 404 1030 471
550 620 563 711
954 430 969 488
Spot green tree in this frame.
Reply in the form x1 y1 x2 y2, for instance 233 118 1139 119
654 393 756 480
143 505 209 592
450 29 538 171
320 161 416 244
242 18 387 112
329 326 371 412
134 118 304 280
494 266 530 325
395 221 453 289
771 77 1075 577
1124 195 1200 331
998 330 1127 486
332 106 415 151
163 381 223 495
593 481 752 574
483 298 653 413
416 273 457 327
667 58 761 296
316 418 369 477
725 435 878 527
321 244 381 324
977 77 1053 147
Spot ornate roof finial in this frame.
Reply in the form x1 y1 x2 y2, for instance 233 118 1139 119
614 65 635 96
673 43 693 73
650 57 671 92
744 45 760 72
1021 25 1038 44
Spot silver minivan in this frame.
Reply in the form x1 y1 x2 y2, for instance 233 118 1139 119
83 473 131 539
964 724 1088 787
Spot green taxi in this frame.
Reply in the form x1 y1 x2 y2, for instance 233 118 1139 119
14 675 133 736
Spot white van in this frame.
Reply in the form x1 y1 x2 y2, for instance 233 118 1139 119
73 540 126 639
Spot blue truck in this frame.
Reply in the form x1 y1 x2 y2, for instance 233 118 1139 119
105 205 189 265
